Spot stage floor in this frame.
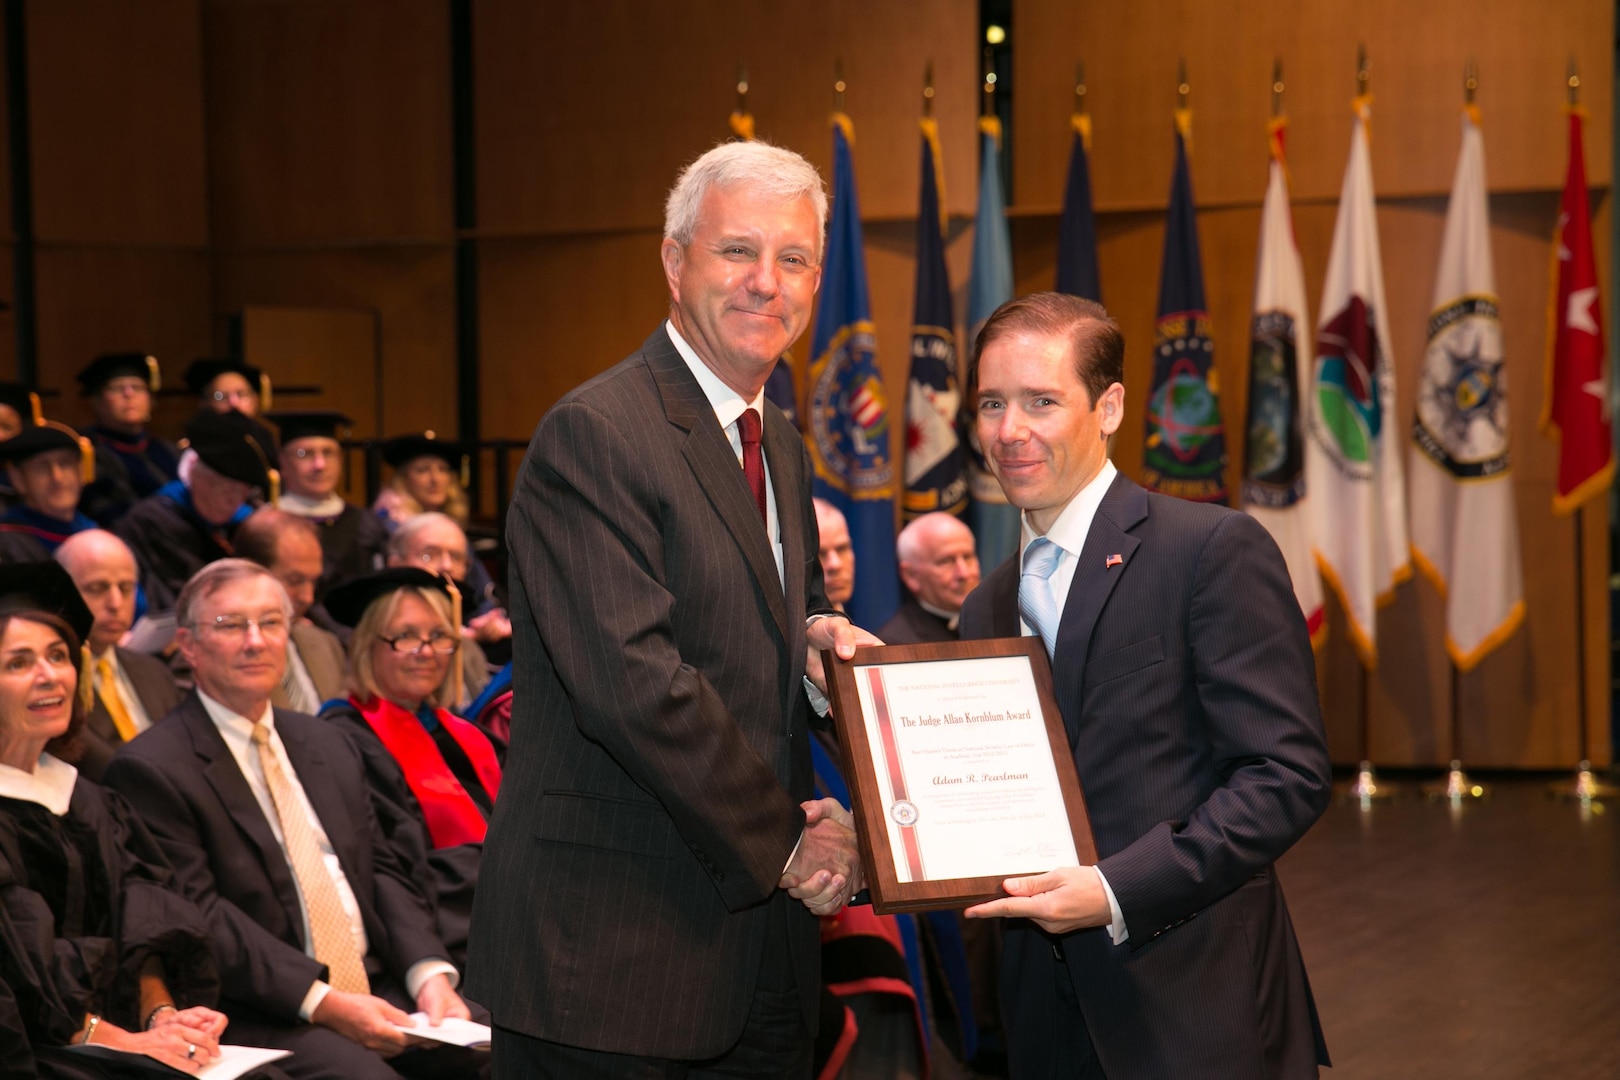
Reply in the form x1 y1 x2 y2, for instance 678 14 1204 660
1279 774 1620 1079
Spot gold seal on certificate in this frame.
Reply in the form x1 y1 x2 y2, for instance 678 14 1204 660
822 637 1098 914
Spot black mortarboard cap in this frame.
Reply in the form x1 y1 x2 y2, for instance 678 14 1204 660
77 352 161 394
0 384 43 426
184 408 279 491
381 431 463 469
0 422 90 476
323 566 457 628
0 561 95 646
266 410 352 445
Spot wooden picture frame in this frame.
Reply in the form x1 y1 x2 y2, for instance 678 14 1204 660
822 636 1098 915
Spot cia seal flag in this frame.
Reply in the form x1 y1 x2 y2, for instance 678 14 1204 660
1408 106 1523 670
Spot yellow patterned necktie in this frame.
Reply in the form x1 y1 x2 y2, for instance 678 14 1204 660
249 722 370 994
95 656 138 743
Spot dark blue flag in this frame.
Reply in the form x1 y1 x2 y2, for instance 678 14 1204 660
1055 114 1101 300
902 119 967 521
763 357 799 428
1143 114 1227 502
807 115 900 628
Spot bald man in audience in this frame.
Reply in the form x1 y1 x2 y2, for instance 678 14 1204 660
54 529 183 780
812 498 855 613
878 513 981 645
234 507 349 714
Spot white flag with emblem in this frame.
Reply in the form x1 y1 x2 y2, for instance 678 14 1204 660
1242 117 1325 646
1306 96 1409 669
1408 108 1524 669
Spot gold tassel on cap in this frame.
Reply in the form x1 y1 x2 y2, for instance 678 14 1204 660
26 393 42 427
267 468 280 508
459 455 470 491
40 421 95 484
77 645 94 714
145 355 161 392
259 373 272 413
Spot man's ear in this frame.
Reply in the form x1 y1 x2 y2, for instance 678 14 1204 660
660 238 683 303
1097 382 1126 438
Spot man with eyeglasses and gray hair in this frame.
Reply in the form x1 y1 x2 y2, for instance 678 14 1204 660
103 558 487 1080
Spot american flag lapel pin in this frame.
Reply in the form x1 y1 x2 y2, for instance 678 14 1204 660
1105 553 1124 569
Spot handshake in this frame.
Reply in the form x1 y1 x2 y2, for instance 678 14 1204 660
778 797 865 916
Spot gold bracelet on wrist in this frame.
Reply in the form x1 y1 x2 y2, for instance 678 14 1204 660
80 1015 100 1045
144 1003 178 1030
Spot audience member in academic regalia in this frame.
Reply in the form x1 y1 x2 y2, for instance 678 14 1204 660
266 411 386 594
76 353 180 526
321 568 502 972
371 434 469 532
53 531 183 782
185 357 270 419
233 508 348 713
0 385 43 518
0 423 98 562
102 559 483 1080
0 561 263 1078
385 513 506 670
116 408 277 611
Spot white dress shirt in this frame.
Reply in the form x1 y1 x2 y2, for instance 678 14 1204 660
1017 460 1130 945
98 648 154 735
197 690 456 1016
281 639 323 716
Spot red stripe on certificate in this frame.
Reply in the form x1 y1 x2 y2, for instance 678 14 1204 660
866 667 925 881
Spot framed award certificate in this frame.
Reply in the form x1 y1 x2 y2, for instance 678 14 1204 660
822 637 1098 914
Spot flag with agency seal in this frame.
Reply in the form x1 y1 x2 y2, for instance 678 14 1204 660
1242 114 1325 646
807 113 900 629
902 116 967 521
1306 95 1409 669
1144 109 1227 502
1409 107 1524 670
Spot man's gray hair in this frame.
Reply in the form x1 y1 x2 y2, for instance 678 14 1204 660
664 141 828 256
175 558 292 629
386 511 463 562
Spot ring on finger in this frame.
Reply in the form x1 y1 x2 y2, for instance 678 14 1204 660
187 1043 196 1060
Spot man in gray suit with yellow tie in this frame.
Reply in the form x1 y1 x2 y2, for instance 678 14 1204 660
960 293 1332 1079
467 140 879 1078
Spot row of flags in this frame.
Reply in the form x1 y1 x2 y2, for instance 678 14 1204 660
762 99 1612 666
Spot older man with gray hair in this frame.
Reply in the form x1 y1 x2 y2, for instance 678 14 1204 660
878 512 981 645
468 138 882 1078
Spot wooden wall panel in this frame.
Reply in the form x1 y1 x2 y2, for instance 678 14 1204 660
239 305 380 435
474 0 981 235
210 249 456 439
27 0 207 245
31 248 211 433
201 0 454 246
1013 0 1613 213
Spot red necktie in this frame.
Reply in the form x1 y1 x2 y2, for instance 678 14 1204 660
736 409 767 528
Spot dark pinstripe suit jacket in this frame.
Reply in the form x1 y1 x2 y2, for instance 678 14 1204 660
961 472 1332 1079
466 327 832 1059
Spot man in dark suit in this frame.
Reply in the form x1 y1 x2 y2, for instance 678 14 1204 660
102 558 481 1079
877 511 980 645
467 140 879 1079
960 293 1331 1079
54 529 183 780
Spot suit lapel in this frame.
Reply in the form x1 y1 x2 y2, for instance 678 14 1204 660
116 648 166 716
1052 474 1147 739
647 332 791 644
180 696 306 941
763 403 808 642
988 559 1021 638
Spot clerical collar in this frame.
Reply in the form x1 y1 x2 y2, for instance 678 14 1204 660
280 492 347 519
0 754 77 815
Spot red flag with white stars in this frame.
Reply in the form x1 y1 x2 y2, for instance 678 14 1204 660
1543 108 1613 514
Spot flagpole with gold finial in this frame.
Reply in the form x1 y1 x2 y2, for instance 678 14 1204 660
1549 58 1620 804
1072 61 1091 154
920 61 946 233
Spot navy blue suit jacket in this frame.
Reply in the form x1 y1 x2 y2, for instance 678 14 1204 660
960 472 1331 1079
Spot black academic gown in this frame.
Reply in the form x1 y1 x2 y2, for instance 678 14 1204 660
321 701 495 973
0 773 221 1076
308 503 388 596
115 488 235 612
82 431 181 528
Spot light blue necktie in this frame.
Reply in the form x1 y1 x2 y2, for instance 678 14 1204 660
1019 537 1063 659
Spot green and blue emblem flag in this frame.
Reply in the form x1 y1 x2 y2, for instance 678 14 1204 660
1242 114 1325 646
965 116 1021 570
1055 112 1101 300
1408 105 1523 670
1305 94 1410 668
1144 109 1227 502
807 113 899 628
902 116 967 521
